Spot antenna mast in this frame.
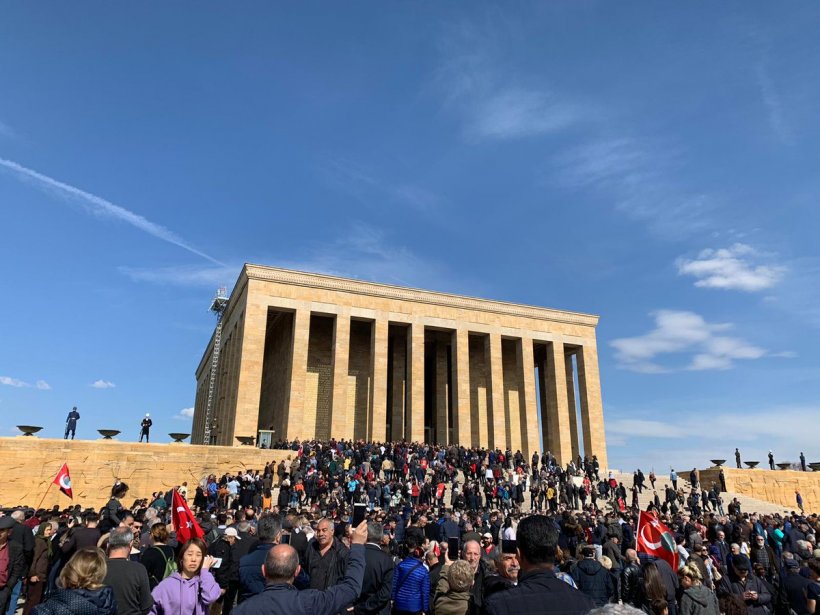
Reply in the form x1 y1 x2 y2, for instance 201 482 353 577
202 287 229 445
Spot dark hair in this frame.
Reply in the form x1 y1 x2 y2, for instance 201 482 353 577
642 562 668 604
177 538 208 575
257 514 282 543
111 483 129 499
150 523 169 543
516 515 558 565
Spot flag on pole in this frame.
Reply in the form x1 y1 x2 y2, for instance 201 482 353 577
53 463 73 499
172 489 204 544
636 510 678 570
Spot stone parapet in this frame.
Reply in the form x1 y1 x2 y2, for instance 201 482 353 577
700 466 819 513
0 437 288 509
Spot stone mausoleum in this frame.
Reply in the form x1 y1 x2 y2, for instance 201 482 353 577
192 265 608 468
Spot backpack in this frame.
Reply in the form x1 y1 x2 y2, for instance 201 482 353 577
150 546 177 585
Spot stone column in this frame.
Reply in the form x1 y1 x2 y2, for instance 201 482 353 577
435 339 449 444
544 341 573 465
390 330 406 441
286 308 311 440
518 337 540 457
453 328 472 447
577 344 608 470
232 289 267 443
564 350 581 461
370 318 389 442
330 311 351 440
407 321 425 442
486 333 507 451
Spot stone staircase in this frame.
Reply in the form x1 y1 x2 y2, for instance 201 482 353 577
608 471 788 516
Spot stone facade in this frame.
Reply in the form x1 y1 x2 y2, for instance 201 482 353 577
700 466 819 513
0 437 287 509
193 265 608 467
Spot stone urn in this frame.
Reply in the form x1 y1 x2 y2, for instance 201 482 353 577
97 429 121 440
17 425 43 436
776 462 792 470
710 459 726 467
236 435 255 446
169 433 190 443
744 461 760 469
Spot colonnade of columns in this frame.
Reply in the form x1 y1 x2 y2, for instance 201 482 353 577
234 308 607 468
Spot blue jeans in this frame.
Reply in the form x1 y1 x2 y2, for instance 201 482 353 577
4 580 22 615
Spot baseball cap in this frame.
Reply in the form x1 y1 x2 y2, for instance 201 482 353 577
482 532 492 539
224 527 241 540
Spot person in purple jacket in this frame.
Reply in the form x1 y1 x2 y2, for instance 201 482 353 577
150 538 221 615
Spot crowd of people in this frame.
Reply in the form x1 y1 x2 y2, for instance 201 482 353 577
1 438 817 615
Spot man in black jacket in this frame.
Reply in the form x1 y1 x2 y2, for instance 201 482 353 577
620 549 642 607
0 517 27 615
210 527 240 615
305 518 349 590
485 515 594 615
353 522 394 615
233 521 367 615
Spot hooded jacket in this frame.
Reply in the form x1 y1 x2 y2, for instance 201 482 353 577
149 569 221 615
680 585 720 615
31 587 116 615
571 558 614 606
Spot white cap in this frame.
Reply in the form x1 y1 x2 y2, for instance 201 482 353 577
224 527 241 540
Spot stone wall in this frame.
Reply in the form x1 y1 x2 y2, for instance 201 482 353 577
0 437 289 509
700 466 820 513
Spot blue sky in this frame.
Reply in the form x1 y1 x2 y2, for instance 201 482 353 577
2 3 819 472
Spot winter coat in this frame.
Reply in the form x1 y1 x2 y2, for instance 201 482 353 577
31 587 116 615
718 574 772 615
680 585 720 615
232 545 365 615
571 558 614 607
485 569 594 615
149 569 221 615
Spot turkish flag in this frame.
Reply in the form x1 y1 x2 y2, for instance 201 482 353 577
172 489 204 544
636 510 678 570
53 463 73 499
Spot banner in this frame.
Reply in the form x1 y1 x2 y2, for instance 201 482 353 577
172 489 204 544
636 510 678 570
53 463 73 499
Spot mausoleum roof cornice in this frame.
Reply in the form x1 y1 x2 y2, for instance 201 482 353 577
243 263 599 328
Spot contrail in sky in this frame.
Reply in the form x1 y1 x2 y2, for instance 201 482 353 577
0 157 224 266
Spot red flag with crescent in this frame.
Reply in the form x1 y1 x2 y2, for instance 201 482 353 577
53 463 73 499
172 489 204 544
636 510 678 570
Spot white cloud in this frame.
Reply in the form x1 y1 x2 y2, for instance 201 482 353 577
0 376 30 388
0 157 224 265
121 222 472 296
91 380 116 389
467 88 583 140
676 244 785 291
35 380 51 390
553 138 716 239
0 121 14 139
755 54 792 144
607 406 820 472
610 310 766 372
119 264 239 288
435 19 588 141
174 407 195 420
321 158 443 214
